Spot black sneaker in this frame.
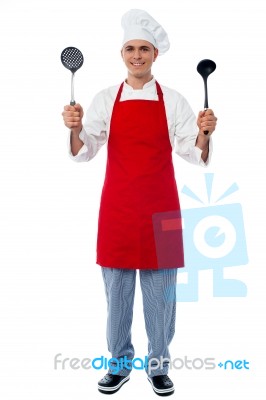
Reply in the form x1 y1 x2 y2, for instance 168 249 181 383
98 373 130 394
148 375 175 396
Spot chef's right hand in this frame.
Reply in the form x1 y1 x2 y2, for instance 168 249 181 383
62 103 84 135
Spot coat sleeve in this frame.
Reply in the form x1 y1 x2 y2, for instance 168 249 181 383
68 90 108 162
174 94 213 167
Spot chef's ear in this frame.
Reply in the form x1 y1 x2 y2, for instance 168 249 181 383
153 47 159 62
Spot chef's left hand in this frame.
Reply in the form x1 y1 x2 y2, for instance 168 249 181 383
197 109 217 136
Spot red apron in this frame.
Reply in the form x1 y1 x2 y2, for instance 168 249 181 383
96 81 184 270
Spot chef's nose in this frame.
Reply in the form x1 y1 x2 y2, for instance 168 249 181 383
133 49 142 59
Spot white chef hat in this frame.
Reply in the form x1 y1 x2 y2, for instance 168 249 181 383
121 9 170 55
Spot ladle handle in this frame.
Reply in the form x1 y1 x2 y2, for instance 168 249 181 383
203 108 209 135
203 79 209 135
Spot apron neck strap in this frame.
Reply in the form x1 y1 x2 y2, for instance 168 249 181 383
155 81 163 100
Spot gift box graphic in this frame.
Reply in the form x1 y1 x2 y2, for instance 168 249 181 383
153 173 249 301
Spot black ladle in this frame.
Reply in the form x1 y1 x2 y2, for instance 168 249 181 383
61 47 84 105
197 59 216 134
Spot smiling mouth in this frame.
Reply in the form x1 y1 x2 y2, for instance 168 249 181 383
131 62 145 66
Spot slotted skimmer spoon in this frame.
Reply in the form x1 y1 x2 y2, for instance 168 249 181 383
197 59 216 134
61 47 84 105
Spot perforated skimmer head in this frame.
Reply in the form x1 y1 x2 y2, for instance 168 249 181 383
61 47 84 105
61 47 84 73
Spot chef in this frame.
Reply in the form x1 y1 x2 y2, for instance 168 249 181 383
62 9 217 397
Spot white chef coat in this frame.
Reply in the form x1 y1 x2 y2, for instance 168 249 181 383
68 77 212 165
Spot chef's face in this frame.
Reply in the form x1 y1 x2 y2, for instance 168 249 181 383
121 40 158 81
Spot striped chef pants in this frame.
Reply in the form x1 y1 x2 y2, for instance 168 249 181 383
101 267 177 377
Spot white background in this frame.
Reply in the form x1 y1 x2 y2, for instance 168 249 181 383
0 0 265 399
